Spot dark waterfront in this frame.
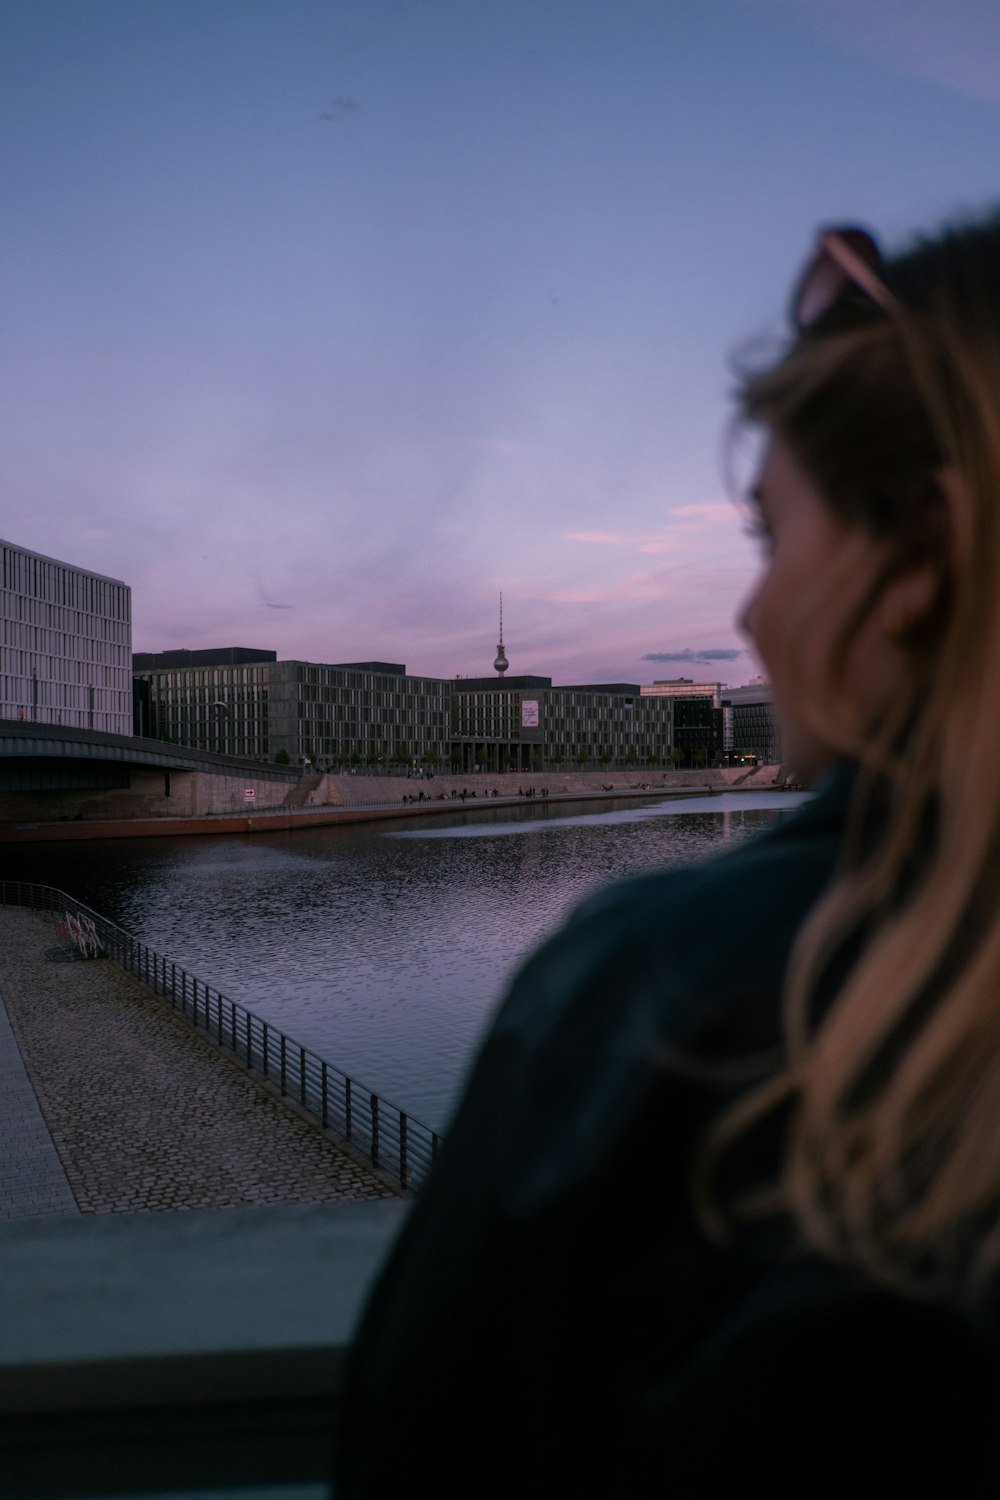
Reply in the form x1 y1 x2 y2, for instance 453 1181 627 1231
8 791 808 1131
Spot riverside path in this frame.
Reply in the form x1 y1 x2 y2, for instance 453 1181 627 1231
0 907 397 1217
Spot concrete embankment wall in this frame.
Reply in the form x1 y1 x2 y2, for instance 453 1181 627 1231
0 767 296 826
317 764 786 806
0 764 785 842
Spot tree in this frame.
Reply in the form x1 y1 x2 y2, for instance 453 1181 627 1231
552 747 565 767
575 744 590 767
671 745 685 769
274 747 291 765
599 744 613 766
451 746 463 770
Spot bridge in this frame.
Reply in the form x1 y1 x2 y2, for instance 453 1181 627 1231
0 719 297 794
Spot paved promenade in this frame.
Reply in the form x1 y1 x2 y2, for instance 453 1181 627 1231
0 908 396 1217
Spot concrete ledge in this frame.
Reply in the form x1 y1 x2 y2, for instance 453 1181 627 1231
0 1201 407 1495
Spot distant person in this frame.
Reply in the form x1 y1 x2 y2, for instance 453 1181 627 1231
338 212 1000 1494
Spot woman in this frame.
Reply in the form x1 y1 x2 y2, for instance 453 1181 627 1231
338 215 1000 1495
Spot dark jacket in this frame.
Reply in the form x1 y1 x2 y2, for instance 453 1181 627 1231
338 771 1000 1497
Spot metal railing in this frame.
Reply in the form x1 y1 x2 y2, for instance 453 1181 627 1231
0 880 441 1191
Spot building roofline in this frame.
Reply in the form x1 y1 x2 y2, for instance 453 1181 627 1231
0 538 129 590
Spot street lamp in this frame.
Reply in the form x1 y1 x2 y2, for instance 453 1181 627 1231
211 700 230 756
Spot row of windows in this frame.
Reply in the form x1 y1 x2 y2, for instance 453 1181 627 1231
1 707 127 732
294 669 442 695
2 596 131 643
521 714 670 734
2 547 130 621
296 686 450 711
154 688 267 706
1 650 131 686
3 638 130 672
295 707 443 734
455 729 671 747
291 704 447 727
277 733 446 757
2 679 130 710
2 601 131 642
154 706 268 723
145 668 267 689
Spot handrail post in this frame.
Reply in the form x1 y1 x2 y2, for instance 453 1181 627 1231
370 1094 379 1167
399 1110 408 1188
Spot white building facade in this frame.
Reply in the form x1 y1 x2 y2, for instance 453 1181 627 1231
0 540 132 734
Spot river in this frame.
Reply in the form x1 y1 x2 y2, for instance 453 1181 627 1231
8 791 808 1131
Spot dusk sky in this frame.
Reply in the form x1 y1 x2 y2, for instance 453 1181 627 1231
5 1 1000 685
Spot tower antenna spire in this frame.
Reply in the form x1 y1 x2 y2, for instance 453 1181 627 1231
493 592 509 677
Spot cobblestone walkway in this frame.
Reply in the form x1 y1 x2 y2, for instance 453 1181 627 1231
0 908 397 1214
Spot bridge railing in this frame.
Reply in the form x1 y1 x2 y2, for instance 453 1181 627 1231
0 881 442 1191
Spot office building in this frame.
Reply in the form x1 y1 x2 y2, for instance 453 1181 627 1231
721 681 780 763
136 652 677 771
1 539 132 734
133 650 451 767
450 676 673 772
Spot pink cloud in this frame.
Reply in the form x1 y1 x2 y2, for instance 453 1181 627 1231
670 503 733 524
545 572 668 605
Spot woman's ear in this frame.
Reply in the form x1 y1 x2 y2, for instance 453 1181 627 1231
880 467 959 645
932 466 967 574
879 563 940 645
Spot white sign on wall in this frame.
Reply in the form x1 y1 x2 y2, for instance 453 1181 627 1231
243 787 257 802
522 699 539 728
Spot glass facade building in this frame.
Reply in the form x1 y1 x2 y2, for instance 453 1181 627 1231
135 654 676 770
133 652 452 767
0 540 132 734
450 676 673 772
131 649 276 757
721 682 780 763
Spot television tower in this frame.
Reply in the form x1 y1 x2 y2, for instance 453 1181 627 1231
493 593 509 677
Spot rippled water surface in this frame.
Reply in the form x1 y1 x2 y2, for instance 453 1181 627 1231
11 792 808 1130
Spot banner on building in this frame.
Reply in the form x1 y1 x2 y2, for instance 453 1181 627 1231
521 699 539 728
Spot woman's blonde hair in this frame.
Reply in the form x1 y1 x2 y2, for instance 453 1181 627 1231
719 212 1000 1299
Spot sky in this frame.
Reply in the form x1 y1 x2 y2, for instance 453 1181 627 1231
4 0 1000 687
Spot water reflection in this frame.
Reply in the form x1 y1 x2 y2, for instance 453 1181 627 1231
9 793 808 1130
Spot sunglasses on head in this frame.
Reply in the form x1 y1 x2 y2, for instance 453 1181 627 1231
791 226 900 330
